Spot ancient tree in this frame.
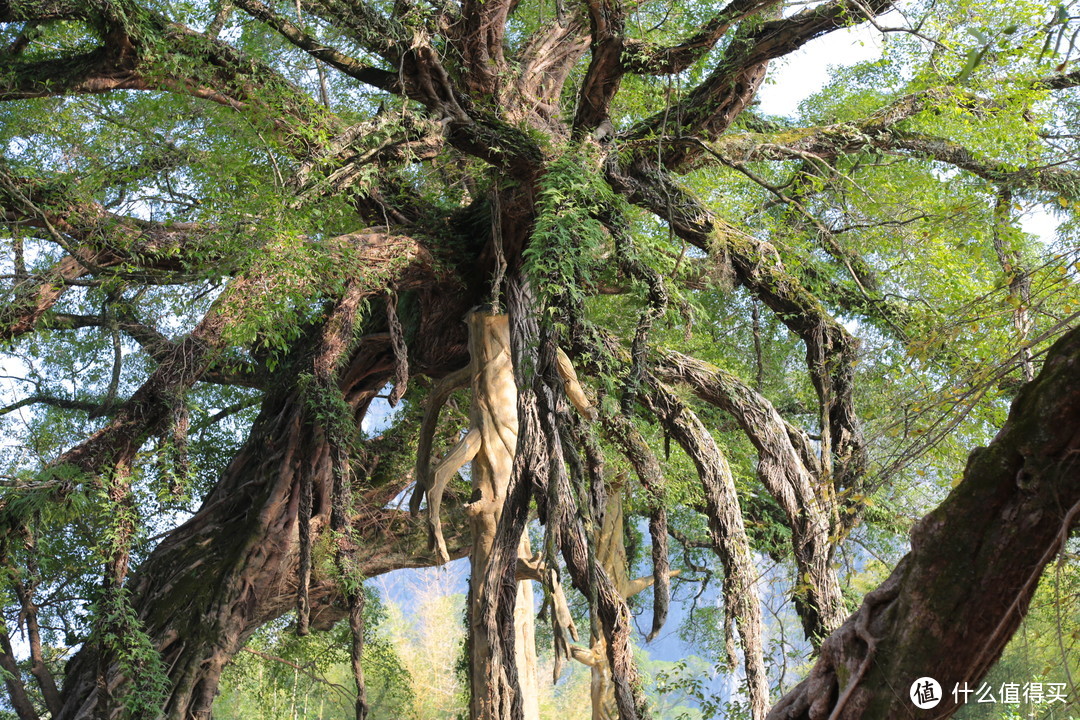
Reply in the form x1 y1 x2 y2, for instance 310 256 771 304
1 0 1080 717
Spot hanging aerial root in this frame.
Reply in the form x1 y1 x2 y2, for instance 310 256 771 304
426 428 481 564
646 507 670 641
409 366 471 517
610 219 669 412
384 289 410 406
601 412 672 641
564 477 680 720
653 349 846 641
605 160 866 493
641 378 769 720
296 447 314 636
349 590 370 720
467 284 540 720
561 319 674 643
545 407 651 720
520 555 579 679
329 414 368 719
505 287 648 719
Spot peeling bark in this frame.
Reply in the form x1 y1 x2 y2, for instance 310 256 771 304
414 309 542 720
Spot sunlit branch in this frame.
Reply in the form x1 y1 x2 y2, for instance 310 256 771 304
606 158 867 490
231 0 398 91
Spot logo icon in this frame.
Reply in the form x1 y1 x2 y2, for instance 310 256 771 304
911 677 942 709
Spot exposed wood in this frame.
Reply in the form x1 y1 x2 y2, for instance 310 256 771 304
503 278 652 720
554 348 597 420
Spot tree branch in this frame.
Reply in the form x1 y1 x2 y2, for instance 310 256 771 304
572 0 626 134
454 0 514 97
621 0 780 75
625 0 893 168
0 626 38 720
54 231 431 475
769 324 1080 719
607 159 867 492
10 532 62 716
231 0 398 91
46 313 263 388
654 350 847 641
640 378 769 720
0 394 110 417
511 14 590 125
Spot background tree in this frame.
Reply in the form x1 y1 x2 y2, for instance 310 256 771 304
1 0 1079 717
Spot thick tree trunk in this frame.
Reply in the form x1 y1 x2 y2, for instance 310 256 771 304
415 308 542 720
55 343 462 720
449 312 541 720
769 325 1080 720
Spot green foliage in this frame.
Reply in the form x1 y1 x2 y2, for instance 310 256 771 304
524 145 620 310
646 656 747 720
216 589 416 720
297 371 356 447
93 588 171 719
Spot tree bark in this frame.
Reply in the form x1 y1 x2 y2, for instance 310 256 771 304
10 549 64 716
55 341 467 720
642 381 770 720
769 324 1080 720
